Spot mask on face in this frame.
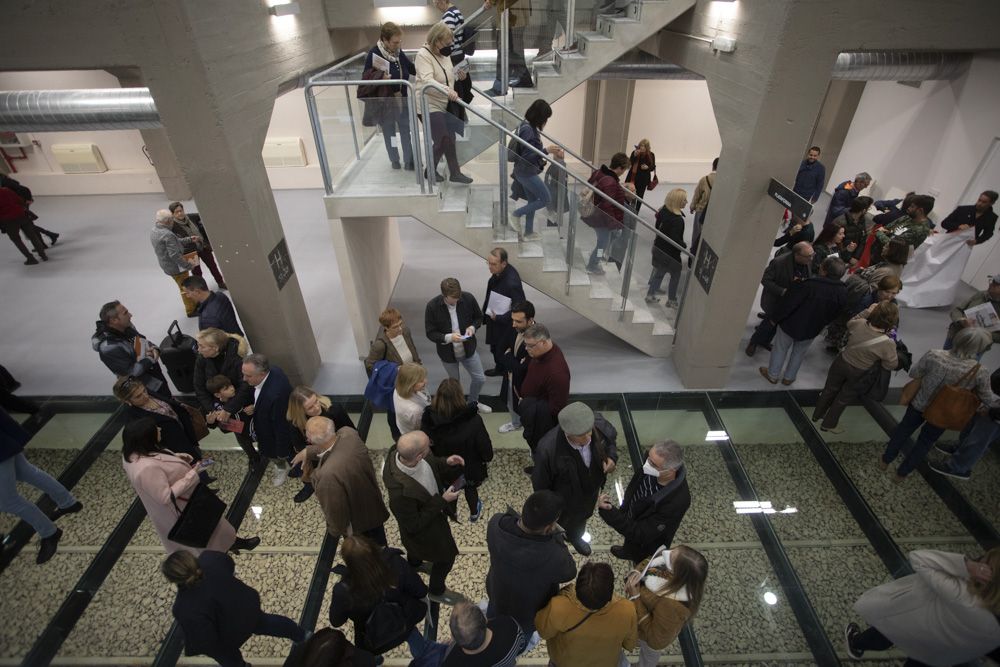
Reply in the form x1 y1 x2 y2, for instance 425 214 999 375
643 459 661 477
439 44 453 57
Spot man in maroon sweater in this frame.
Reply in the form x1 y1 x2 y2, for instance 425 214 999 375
516 323 571 469
0 187 47 265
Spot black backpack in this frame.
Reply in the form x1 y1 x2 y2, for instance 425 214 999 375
363 590 411 654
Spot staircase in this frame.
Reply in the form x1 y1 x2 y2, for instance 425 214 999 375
322 0 697 358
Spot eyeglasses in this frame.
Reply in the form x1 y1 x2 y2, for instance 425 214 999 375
524 340 541 349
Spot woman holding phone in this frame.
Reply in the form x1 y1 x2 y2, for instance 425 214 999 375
122 417 259 555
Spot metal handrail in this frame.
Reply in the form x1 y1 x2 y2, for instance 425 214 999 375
304 76 424 195
310 51 370 83
471 82 665 222
417 80 693 259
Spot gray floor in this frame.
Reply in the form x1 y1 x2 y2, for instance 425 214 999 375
0 188 993 397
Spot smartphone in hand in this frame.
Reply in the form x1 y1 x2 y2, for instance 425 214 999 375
198 458 215 469
450 475 467 491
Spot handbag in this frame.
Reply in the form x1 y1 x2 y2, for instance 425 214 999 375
923 363 982 430
648 174 659 191
181 402 210 441
168 482 227 548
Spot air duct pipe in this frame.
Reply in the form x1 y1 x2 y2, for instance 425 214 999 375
0 52 972 132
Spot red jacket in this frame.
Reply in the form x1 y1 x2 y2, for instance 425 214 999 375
519 343 571 417
0 187 27 222
585 166 629 230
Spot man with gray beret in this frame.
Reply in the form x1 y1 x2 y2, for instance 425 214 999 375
531 402 618 556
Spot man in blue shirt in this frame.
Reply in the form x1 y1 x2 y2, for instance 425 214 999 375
793 146 826 205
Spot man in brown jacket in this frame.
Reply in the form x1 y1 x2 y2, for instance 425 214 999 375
294 416 389 546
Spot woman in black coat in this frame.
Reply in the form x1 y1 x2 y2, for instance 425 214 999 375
113 376 203 461
420 378 494 521
328 535 429 657
645 188 688 308
365 23 418 170
163 550 306 667
193 328 246 413
625 139 657 214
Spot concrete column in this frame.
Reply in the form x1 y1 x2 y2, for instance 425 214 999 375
328 216 404 356
808 80 866 188
580 79 635 166
109 68 192 201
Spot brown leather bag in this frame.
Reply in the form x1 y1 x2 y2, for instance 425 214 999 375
922 364 982 430
182 403 210 441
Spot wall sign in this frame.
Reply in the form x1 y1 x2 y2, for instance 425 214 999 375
268 238 295 290
767 178 813 221
694 241 719 294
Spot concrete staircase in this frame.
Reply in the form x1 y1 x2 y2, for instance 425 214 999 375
325 0 696 357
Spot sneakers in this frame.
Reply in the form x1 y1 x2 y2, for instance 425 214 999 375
644 295 658 304
820 424 845 435
272 465 289 487
476 402 493 415
37 527 62 564
508 211 522 233
665 299 679 309
50 501 83 521
428 588 467 606
498 421 521 433
758 367 778 384
586 265 605 276
934 442 957 455
927 460 971 481
844 622 864 659
470 499 485 522
523 232 542 242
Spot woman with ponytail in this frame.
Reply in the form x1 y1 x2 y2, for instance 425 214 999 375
163 550 308 666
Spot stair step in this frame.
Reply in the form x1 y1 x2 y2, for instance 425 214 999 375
631 307 655 324
569 268 592 286
533 62 561 78
652 320 675 336
440 183 470 212
543 255 568 272
588 280 616 299
518 241 544 258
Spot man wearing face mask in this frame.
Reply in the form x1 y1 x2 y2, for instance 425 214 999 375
598 440 690 564
532 402 618 557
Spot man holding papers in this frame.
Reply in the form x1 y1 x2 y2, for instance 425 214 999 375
947 275 1000 349
483 248 525 377
426 277 491 413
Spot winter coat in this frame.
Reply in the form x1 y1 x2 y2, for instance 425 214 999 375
651 208 686 268
772 276 848 341
854 550 1000 666
512 123 547 178
535 584 638 667
420 404 494 483
759 252 812 316
123 394 202 460
485 510 577 635
629 559 692 651
328 547 427 652
625 150 656 189
598 466 691 563
91 321 169 395
151 223 193 276
584 165 629 230
382 444 460 563
364 327 421 377
123 452 236 554
251 366 295 459
193 338 246 413
195 292 242 337
425 292 483 363
308 427 389 538
531 415 619 528
172 551 261 658
0 407 29 463
825 179 861 225
482 264 525 350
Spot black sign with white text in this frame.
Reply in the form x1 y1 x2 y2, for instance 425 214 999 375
767 178 813 221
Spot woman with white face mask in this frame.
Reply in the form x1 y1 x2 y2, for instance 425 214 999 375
618 545 708 667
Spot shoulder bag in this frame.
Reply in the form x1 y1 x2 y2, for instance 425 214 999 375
847 335 891 402
181 402 210 441
565 611 595 633
922 363 982 430
168 483 227 548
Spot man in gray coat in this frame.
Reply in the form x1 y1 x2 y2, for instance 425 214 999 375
150 208 197 317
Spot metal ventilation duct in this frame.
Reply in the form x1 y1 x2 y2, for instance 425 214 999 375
0 89 161 132
831 51 969 81
0 52 972 132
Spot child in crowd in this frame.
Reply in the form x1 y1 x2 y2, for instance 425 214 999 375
205 374 260 465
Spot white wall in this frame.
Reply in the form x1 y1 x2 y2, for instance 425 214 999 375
1 70 323 194
831 54 1000 287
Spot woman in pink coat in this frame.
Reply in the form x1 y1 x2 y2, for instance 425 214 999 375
122 417 259 555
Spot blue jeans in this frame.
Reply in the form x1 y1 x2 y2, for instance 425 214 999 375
506 374 521 427
646 259 681 300
514 171 549 235
0 453 77 539
945 413 1000 475
882 405 946 477
767 327 813 382
442 351 486 403
587 227 612 269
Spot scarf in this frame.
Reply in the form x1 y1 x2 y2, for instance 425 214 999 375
376 40 399 65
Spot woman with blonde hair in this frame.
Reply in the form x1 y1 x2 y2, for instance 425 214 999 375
420 378 494 521
645 188 687 308
285 386 356 503
163 549 305 666
846 547 1000 664
625 139 657 214
415 21 472 184
621 545 707 667
393 363 430 434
